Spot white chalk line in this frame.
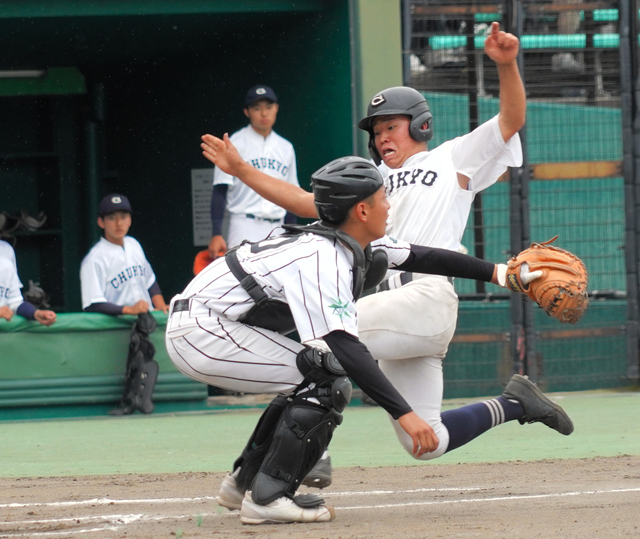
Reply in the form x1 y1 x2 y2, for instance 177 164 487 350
341 486 640 510
0 511 225 538
1 487 483 509
2 486 639 537
1 496 218 509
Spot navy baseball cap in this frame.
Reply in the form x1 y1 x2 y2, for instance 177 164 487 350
245 85 278 107
99 194 132 216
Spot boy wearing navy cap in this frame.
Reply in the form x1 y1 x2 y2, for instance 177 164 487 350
80 194 168 415
81 194 167 317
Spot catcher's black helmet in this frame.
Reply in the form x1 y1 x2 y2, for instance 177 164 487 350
312 156 384 225
358 86 433 165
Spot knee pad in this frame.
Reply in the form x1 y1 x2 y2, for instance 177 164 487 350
295 346 352 411
296 346 352 414
296 346 346 382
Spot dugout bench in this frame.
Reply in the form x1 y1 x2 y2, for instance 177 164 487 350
0 311 207 409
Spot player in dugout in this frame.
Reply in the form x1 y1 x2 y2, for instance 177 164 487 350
206 84 299 263
81 194 169 415
0 239 57 326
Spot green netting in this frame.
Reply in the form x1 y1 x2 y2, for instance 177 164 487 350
428 33 621 51
534 300 627 392
424 92 624 294
530 179 625 291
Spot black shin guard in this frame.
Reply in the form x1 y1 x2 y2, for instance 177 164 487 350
129 359 159 414
251 346 352 505
234 395 289 492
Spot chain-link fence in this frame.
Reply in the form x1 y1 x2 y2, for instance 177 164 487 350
402 0 634 394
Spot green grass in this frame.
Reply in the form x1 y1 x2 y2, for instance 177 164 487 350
1 391 638 478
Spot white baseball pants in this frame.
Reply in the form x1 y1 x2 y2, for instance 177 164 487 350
357 274 459 459
165 306 304 395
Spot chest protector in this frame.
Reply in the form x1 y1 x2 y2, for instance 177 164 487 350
225 222 388 335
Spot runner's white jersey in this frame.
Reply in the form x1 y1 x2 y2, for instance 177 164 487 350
213 125 299 220
80 236 157 309
169 231 411 344
379 115 522 252
0 253 24 310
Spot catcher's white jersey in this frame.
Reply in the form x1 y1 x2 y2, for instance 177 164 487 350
80 236 157 309
168 232 410 344
214 125 299 220
379 115 522 253
0 242 24 311
166 231 411 394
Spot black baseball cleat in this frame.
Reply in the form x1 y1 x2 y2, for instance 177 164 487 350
502 374 574 435
302 453 332 489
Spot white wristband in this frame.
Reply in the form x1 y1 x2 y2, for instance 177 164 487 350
496 264 508 288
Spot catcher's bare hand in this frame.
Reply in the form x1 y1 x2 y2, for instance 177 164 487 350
398 411 439 457
201 133 246 177
484 22 519 65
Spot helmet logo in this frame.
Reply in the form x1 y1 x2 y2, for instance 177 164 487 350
111 196 122 204
371 94 386 107
256 88 267 95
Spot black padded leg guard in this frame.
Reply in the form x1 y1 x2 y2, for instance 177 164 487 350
109 347 143 415
233 395 288 493
251 375 352 506
124 313 159 414
129 359 159 414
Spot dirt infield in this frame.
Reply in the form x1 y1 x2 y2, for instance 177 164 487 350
3 455 639 538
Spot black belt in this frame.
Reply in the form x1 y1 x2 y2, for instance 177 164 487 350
245 214 281 223
378 272 454 292
172 299 190 313
378 272 414 292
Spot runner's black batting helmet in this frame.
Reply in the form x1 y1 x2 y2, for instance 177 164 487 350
358 86 433 165
311 156 384 225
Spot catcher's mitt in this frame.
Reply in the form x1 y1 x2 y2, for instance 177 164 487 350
505 236 589 324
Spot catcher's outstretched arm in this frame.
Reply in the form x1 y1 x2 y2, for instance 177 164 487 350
396 244 542 288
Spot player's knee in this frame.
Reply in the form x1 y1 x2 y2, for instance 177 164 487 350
295 346 352 412
396 420 450 461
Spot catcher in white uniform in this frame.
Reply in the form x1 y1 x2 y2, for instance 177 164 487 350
199 23 572 482
0 239 56 326
207 85 299 260
166 156 571 525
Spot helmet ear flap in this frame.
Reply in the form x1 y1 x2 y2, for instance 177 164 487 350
367 135 382 166
409 110 433 142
